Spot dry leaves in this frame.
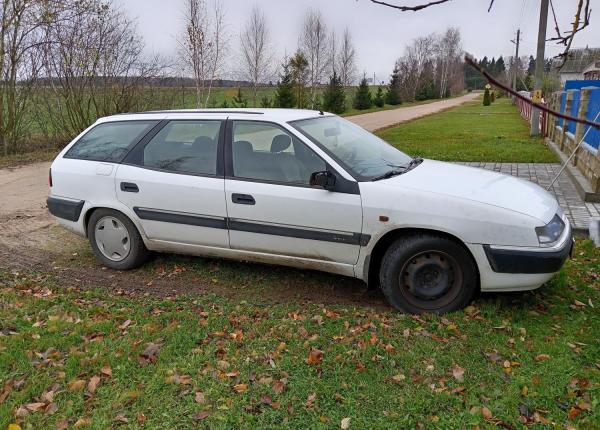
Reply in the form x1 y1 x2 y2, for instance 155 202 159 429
306 349 324 365
341 417 351 429
451 364 465 382
138 342 161 366
233 383 248 393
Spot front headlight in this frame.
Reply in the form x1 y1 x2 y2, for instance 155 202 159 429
535 214 565 246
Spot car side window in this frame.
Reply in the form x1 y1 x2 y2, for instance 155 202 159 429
231 121 325 185
65 121 157 162
142 120 221 175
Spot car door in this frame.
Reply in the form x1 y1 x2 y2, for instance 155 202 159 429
224 120 364 265
116 119 229 248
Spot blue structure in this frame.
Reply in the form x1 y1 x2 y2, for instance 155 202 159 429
558 81 600 150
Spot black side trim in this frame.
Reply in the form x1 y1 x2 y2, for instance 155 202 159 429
229 219 370 246
47 197 84 222
132 207 371 246
133 207 227 229
483 237 572 274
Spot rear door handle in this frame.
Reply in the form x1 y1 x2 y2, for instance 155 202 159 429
120 182 139 193
231 193 255 205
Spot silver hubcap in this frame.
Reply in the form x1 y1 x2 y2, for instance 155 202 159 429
95 216 131 262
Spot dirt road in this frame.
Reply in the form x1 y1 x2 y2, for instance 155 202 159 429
0 96 479 304
349 92 480 131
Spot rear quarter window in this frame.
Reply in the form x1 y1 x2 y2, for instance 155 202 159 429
65 121 157 162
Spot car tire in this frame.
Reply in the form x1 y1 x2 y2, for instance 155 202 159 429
379 234 477 314
87 208 150 270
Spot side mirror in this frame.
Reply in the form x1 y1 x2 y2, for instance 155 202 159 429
309 171 336 191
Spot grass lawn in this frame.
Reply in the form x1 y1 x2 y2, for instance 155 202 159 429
1 240 598 429
377 97 559 163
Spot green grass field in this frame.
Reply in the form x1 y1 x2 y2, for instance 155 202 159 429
377 97 559 163
0 240 598 429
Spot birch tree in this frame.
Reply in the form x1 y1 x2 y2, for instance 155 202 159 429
239 5 273 107
299 9 330 108
337 28 357 87
179 0 227 108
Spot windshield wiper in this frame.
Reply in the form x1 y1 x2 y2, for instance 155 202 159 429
371 168 406 181
406 156 424 170
371 157 424 181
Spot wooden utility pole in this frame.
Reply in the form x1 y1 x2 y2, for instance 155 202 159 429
531 0 549 136
511 29 520 105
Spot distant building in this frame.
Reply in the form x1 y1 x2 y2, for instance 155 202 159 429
555 47 600 84
583 61 600 80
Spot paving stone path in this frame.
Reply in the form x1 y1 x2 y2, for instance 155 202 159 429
455 162 599 232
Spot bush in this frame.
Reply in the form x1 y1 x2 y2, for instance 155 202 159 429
353 77 372 110
232 88 248 108
260 96 272 108
490 91 496 103
322 72 346 114
483 87 491 106
373 87 385 108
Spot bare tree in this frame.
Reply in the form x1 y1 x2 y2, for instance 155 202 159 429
0 0 67 154
337 28 357 87
179 0 227 108
239 5 273 107
435 27 461 98
39 0 167 140
299 9 330 108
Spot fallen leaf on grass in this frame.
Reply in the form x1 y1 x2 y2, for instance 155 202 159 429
193 411 211 421
194 391 206 404
452 364 465 382
233 383 248 393
74 417 90 427
138 343 161 366
87 376 101 394
341 417 351 429
100 366 112 377
272 379 287 394
307 349 324 365
68 379 86 392
481 406 493 420
8 424 21 430
535 354 551 361
306 392 317 408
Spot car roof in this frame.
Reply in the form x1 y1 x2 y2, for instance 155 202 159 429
97 108 331 124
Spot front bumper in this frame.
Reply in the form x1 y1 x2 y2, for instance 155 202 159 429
483 227 573 274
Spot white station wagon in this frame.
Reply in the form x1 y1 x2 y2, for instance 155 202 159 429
47 109 573 313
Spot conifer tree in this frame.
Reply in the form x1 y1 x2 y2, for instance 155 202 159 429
353 77 372 110
385 66 402 105
373 86 385 107
275 62 296 108
322 72 346 114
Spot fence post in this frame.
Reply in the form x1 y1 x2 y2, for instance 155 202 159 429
549 93 559 141
560 91 574 151
572 88 591 167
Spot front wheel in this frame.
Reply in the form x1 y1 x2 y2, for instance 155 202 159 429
379 234 477 314
87 209 150 270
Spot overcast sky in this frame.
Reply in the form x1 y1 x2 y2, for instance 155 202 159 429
115 0 599 81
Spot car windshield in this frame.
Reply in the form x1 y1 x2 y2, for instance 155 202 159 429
291 115 414 180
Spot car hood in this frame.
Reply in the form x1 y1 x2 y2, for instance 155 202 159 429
383 159 558 224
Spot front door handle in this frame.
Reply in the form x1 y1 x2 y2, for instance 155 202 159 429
231 193 255 205
120 182 139 193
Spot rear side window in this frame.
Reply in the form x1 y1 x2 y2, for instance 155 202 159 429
65 121 157 162
142 120 222 175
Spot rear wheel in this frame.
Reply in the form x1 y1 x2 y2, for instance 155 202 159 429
88 209 150 270
379 234 477 314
